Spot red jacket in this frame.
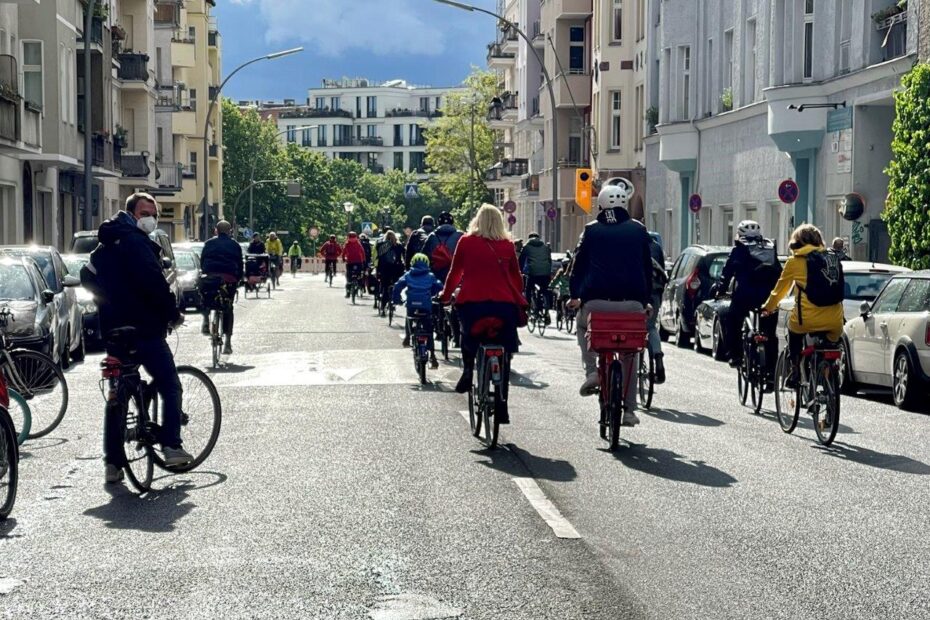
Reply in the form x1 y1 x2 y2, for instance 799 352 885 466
320 240 342 260
441 234 527 307
343 239 367 265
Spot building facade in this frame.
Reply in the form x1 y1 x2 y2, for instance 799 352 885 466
646 0 916 261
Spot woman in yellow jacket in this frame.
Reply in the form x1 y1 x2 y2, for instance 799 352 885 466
762 224 844 385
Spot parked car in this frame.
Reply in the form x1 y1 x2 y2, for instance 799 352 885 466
61 254 104 353
70 231 99 254
0 256 59 356
0 246 83 366
149 230 182 310
174 241 205 259
175 250 203 311
659 245 731 346
842 271 930 410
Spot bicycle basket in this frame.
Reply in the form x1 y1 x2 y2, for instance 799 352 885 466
586 311 647 353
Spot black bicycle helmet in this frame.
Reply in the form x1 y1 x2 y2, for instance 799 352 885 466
437 211 454 226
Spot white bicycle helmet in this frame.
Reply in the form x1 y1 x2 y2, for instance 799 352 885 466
737 220 762 239
596 178 635 211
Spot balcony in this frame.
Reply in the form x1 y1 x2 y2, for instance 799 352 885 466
522 174 540 195
0 55 20 144
487 43 516 68
499 22 519 55
155 161 183 190
552 72 592 109
172 109 197 135
118 53 150 83
489 92 518 129
91 134 114 170
209 16 219 48
874 7 909 62
113 142 122 171
411 136 427 147
22 107 40 148
545 0 593 21
332 136 385 148
121 152 152 178
280 107 352 119
77 16 105 47
385 108 443 119
156 84 189 110
486 158 529 185
154 0 182 27
532 21 544 48
368 164 385 174
171 29 195 44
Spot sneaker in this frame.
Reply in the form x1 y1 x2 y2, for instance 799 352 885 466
654 355 666 385
402 336 410 348
622 410 641 427
345 291 350 299
223 343 233 356
162 446 193 468
728 357 742 369
579 373 599 397
105 464 124 484
430 356 439 369
455 370 473 394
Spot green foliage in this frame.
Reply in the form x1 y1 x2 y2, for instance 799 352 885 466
424 68 498 223
884 63 930 270
720 87 733 112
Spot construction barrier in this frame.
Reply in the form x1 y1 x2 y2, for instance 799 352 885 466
283 257 344 275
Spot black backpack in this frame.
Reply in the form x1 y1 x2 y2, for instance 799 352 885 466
800 251 844 307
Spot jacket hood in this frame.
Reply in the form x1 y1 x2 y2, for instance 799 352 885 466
98 211 141 246
435 224 458 236
410 262 431 275
526 237 545 247
418 225 434 235
595 207 631 225
791 244 824 257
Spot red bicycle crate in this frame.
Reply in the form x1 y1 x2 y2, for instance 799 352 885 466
586 312 648 353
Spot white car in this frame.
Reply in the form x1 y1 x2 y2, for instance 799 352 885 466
842 272 930 410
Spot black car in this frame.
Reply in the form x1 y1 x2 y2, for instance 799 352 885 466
0 256 58 356
694 286 734 360
175 250 203 311
62 254 104 353
70 231 99 254
659 245 730 346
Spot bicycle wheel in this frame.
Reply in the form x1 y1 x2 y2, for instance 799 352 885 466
527 312 536 333
638 350 655 411
467 386 481 437
774 350 800 434
538 314 547 337
813 361 840 446
119 395 154 493
388 304 394 326
417 356 427 385
0 408 18 520
7 350 68 439
750 348 765 415
211 311 222 369
608 360 623 451
481 359 499 449
566 313 575 334
8 389 31 446
150 366 223 472
737 362 749 406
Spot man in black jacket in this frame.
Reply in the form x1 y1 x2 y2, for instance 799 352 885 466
404 215 434 268
200 220 243 354
85 192 191 482
568 181 652 426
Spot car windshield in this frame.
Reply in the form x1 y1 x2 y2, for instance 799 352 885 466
0 264 35 301
707 254 728 281
845 272 895 301
71 237 98 254
3 250 55 289
176 252 196 270
63 256 88 277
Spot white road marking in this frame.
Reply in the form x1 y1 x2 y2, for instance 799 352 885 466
458 410 470 423
512 477 581 539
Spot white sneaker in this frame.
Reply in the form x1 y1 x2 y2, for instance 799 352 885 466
579 373 599 397
105 464 124 484
622 410 641 427
162 446 193 467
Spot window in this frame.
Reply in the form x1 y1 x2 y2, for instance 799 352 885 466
435 96 441 110
679 46 690 120
568 116 582 163
60 44 68 122
419 96 430 112
366 96 377 117
636 0 645 41
569 27 585 74
189 88 197 111
355 97 361 118
721 206 734 242
394 152 404 170
409 152 425 174
610 91 622 148
723 29 733 92
286 125 296 143
745 19 757 103
872 278 908 314
23 41 42 110
612 0 623 43
838 0 851 74
366 124 377 138
894 280 930 313
634 85 644 146
705 38 713 113
302 129 312 147
317 125 327 146
315 97 325 109
331 96 341 111
156 127 164 160
393 124 403 146
189 151 197 176
803 0 814 80
844 273 896 302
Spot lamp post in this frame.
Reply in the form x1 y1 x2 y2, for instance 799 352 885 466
434 0 558 233
200 46 303 240
248 125 317 232
232 178 302 234
82 0 97 231
343 201 356 235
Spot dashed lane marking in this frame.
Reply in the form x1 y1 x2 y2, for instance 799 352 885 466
513 477 582 539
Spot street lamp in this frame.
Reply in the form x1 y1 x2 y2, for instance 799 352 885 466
246 125 318 232
433 0 559 226
343 201 356 235
200 46 304 240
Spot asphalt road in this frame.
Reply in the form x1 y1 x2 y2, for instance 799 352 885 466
2 273 930 619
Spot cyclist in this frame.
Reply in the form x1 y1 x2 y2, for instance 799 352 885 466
520 232 553 323
359 233 374 294
440 204 526 424
762 224 844 389
266 232 284 282
647 233 668 384
567 181 652 427
375 230 405 316
320 235 342 282
84 192 191 480
342 231 367 299
404 215 435 268
424 211 464 344
288 240 302 276
247 232 265 255
200 220 244 355
718 221 782 384
550 258 571 326
393 253 443 370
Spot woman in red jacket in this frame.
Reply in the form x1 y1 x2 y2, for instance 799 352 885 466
342 232 367 298
440 204 527 423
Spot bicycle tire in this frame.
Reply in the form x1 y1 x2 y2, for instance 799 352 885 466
440 328 449 361
638 350 655 411
351 284 357 305
417 355 427 385
737 363 749 406
774 350 800 434
211 311 222 369
468 388 481 437
0 407 18 520
8 389 31 446
750 347 765 415
151 366 223 472
537 316 547 337
388 304 394 326
119 395 154 493
813 361 840 446
527 314 536 333
608 359 623 451
7 350 68 439
566 314 575 334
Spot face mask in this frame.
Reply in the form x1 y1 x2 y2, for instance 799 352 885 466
137 216 157 234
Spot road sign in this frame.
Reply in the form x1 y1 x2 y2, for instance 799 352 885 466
404 183 419 200
688 194 702 214
362 222 373 236
503 200 517 214
507 214 517 226
546 206 558 220
778 179 800 204
286 182 302 198
309 226 319 239
243 227 253 240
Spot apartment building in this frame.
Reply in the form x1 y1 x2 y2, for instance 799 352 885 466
152 0 223 241
645 0 916 261
264 78 464 177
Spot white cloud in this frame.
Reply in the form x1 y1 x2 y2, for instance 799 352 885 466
228 0 447 57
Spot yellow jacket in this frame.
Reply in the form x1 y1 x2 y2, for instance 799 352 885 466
763 244 844 341
266 238 284 256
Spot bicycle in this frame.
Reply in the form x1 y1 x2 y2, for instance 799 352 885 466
526 286 548 337
100 327 222 494
290 257 300 278
468 340 509 450
346 266 364 305
0 399 17 520
325 260 336 286
774 333 842 446
587 311 648 451
637 346 655 410
0 308 69 439
737 311 770 415
200 277 234 369
408 311 432 385
434 301 453 361
7 389 31 446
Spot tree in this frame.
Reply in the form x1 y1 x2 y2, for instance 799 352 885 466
885 63 930 269
425 68 498 222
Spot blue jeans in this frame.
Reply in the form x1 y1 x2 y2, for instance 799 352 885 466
647 295 662 356
104 338 183 464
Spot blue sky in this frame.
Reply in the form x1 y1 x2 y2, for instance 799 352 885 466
219 0 498 101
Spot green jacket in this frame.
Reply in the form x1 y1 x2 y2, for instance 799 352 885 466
550 272 570 296
519 238 552 277
288 244 302 258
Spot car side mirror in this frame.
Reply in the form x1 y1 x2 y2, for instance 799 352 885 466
63 275 80 288
162 257 173 270
860 301 871 317
41 290 55 304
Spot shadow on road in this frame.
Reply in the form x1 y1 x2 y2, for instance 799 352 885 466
83 483 197 532
0 518 19 538
206 364 256 374
643 408 725 427
153 470 228 492
612 443 738 488
814 442 930 475
755 407 856 435
18 437 68 459
475 442 577 482
510 370 549 390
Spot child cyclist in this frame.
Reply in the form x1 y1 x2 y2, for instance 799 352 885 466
393 253 443 369
550 258 571 326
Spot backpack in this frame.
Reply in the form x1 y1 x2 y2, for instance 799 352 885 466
800 251 844 307
746 239 780 284
377 240 398 266
430 236 455 272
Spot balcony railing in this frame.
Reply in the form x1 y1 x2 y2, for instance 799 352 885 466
22 107 40 147
118 53 150 82
280 107 352 119
498 22 519 45
487 158 529 181
368 164 385 174
333 136 384 147
874 9 909 62
172 29 195 44
522 174 539 194
155 161 184 190
0 55 20 143
122 152 151 178
92 134 108 168
154 0 182 26
385 108 443 118
113 143 122 171
487 43 515 62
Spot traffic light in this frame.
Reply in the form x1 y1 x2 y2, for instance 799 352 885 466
575 168 593 213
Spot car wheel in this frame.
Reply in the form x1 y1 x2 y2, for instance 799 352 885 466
892 350 920 411
71 329 86 363
693 314 706 353
659 325 670 342
712 319 728 361
839 339 856 396
675 316 691 348
60 328 71 369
